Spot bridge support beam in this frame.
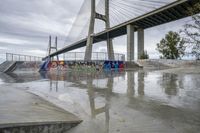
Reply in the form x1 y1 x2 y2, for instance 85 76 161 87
127 24 135 61
138 29 144 59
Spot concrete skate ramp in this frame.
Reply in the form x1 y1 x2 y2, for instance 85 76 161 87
0 84 82 133
0 61 16 73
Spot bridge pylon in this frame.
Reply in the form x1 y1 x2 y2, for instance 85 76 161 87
48 36 59 61
84 0 115 61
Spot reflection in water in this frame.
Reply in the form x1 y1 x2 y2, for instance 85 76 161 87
0 72 41 83
87 77 112 133
137 71 145 96
127 72 135 97
161 73 179 96
1 70 200 132
127 71 145 97
157 73 184 96
50 80 58 92
42 71 117 133
39 71 121 132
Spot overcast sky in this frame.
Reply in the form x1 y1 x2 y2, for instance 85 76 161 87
0 0 192 63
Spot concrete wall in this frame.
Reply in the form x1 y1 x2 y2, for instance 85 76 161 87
137 59 200 68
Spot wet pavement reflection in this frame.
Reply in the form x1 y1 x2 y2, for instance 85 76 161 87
0 70 200 133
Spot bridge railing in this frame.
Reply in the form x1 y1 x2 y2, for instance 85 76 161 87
6 53 43 62
61 52 125 61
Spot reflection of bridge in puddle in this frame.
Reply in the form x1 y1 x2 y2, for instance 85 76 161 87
87 77 113 133
1 70 199 132
40 70 146 133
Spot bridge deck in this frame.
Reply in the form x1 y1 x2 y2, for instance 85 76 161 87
46 0 199 59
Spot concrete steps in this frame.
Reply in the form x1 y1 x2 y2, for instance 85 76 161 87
0 61 17 73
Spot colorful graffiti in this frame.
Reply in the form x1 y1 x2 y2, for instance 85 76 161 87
39 60 125 72
103 61 124 71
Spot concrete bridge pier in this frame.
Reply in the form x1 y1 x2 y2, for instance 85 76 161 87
127 25 144 61
107 38 115 60
127 24 135 61
138 29 144 59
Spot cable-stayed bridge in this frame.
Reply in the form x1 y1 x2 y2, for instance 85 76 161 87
46 0 200 61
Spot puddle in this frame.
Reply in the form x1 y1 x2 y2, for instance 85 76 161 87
1 69 200 133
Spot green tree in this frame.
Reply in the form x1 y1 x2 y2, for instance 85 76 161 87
139 50 149 59
180 3 200 60
156 31 185 59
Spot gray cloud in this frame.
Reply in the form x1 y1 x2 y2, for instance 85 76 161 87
0 0 84 63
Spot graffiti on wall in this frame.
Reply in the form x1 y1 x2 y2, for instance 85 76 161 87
103 61 124 71
39 60 125 72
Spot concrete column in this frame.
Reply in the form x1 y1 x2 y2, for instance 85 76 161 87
127 24 135 61
105 0 114 60
138 29 144 59
107 35 115 60
84 0 95 61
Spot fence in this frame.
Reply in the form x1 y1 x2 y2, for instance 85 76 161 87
60 52 125 61
6 53 43 62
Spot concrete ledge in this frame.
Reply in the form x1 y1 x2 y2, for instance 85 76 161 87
137 59 200 68
0 84 82 133
0 122 80 133
0 120 82 129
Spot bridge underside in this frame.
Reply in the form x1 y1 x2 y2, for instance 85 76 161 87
46 0 199 59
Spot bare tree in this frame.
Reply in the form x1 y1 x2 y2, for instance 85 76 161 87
180 3 200 60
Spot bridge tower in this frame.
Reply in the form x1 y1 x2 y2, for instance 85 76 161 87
48 36 59 61
84 0 114 61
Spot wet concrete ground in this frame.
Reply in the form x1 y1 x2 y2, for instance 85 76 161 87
0 67 200 133
0 73 81 132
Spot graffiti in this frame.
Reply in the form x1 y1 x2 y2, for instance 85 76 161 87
103 61 124 71
48 61 67 71
39 60 125 72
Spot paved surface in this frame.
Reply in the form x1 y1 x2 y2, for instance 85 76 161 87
6 68 198 133
0 67 200 133
0 83 81 129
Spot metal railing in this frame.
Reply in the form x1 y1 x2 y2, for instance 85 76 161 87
60 52 125 61
6 53 43 62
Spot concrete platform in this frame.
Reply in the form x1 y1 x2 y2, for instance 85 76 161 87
0 84 82 133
